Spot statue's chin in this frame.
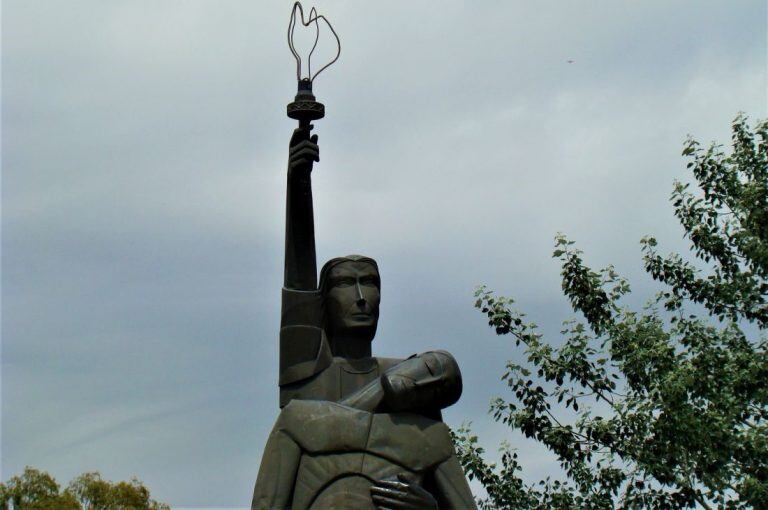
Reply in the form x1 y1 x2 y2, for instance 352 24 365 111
329 325 377 357
333 321 377 338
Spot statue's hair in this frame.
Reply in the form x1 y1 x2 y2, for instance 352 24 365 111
318 255 379 296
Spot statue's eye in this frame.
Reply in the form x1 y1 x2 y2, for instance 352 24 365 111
333 277 355 287
425 356 442 376
360 276 378 287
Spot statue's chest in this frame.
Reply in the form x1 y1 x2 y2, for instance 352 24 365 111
338 361 379 399
285 358 380 403
280 401 454 510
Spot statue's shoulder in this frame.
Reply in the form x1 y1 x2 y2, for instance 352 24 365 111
375 356 404 372
278 287 332 397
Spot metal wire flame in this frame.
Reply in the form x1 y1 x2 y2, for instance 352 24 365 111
287 2 341 82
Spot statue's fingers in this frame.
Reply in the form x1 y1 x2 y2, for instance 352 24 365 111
370 484 406 497
289 140 318 155
310 134 318 144
395 474 420 495
292 159 312 171
290 148 319 162
288 153 307 165
371 493 408 509
372 479 409 491
289 151 320 161
289 141 319 155
289 157 312 169
396 473 414 483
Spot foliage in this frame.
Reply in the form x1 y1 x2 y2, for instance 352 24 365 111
0 467 170 510
0 468 79 510
456 115 768 509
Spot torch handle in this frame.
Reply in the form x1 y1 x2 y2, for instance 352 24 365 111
287 80 325 125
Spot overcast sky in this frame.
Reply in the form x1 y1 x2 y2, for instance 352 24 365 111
2 1 766 508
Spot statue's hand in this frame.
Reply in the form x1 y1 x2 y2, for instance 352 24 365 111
288 124 319 176
370 474 438 510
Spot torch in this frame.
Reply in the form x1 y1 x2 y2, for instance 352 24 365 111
286 2 341 128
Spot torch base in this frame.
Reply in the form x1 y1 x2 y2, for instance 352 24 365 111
287 100 325 122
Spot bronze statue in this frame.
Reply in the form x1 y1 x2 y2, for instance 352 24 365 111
251 125 477 509
252 5 476 506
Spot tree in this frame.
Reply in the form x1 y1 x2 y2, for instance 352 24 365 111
0 468 79 510
455 115 768 509
0 467 170 510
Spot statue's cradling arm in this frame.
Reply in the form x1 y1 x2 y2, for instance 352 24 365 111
340 351 463 416
345 351 475 509
253 352 476 509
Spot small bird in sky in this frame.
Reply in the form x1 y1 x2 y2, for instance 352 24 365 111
566 59 575 64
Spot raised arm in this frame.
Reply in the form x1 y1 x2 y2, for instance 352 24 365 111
278 124 331 402
284 124 320 290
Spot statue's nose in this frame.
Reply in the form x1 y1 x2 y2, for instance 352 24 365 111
355 281 366 307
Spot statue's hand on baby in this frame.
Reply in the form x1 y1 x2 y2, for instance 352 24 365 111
370 474 438 510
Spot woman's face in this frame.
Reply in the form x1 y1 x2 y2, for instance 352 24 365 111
324 261 381 335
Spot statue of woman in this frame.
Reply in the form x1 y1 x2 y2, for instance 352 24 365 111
252 125 477 509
